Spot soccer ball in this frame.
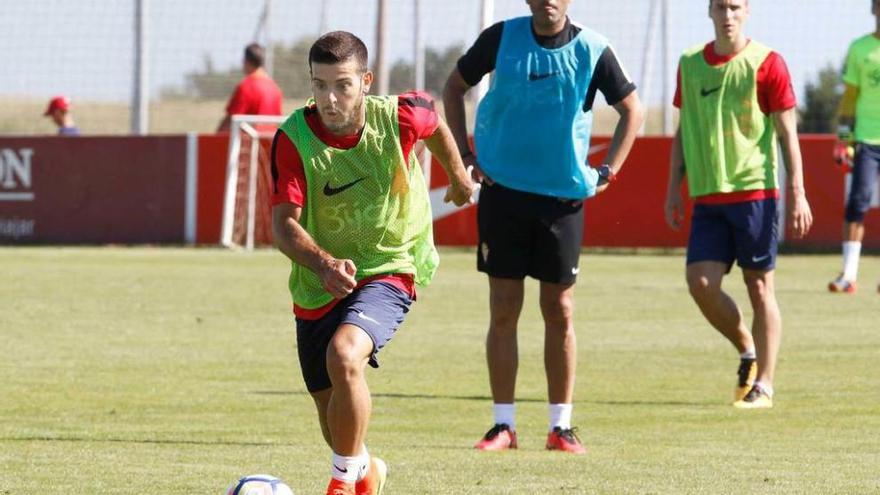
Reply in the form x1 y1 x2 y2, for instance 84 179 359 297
224 474 294 495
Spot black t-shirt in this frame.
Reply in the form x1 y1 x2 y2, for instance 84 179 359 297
456 17 636 111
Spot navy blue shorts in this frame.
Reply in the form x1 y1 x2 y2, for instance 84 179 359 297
295 281 412 393
686 198 779 272
845 143 880 223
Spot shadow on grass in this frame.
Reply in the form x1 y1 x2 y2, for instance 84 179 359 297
0 436 296 447
250 390 715 407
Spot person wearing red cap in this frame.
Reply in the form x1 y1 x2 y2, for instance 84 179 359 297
44 96 80 136
216 43 283 132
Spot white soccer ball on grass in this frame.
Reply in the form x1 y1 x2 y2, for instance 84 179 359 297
224 474 294 495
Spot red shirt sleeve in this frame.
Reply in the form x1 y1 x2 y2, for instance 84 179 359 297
397 91 439 162
756 51 796 114
225 82 249 115
270 130 306 207
673 63 682 108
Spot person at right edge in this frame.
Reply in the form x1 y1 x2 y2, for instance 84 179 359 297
664 0 813 410
828 0 880 294
443 0 644 453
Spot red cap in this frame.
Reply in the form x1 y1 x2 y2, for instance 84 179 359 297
44 96 71 116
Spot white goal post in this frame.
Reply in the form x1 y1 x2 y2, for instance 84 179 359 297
221 114 286 250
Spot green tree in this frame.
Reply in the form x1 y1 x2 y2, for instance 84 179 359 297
388 44 465 96
799 63 843 133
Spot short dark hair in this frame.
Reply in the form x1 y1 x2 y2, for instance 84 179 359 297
308 31 368 72
244 43 265 68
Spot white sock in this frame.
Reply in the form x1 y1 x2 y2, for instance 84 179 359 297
754 381 774 397
740 349 756 360
331 451 365 484
356 445 370 481
548 403 573 431
842 241 862 281
493 403 515 430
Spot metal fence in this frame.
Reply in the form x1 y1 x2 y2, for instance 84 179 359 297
0 0 873 135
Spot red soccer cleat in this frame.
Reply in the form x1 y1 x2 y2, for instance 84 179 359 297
546 427 587 454
474 423 517 451
828 276 857 294
355 457 387 495
327 478 355 495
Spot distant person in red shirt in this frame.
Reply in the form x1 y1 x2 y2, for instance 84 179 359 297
217 43 283 132
44 96 80 136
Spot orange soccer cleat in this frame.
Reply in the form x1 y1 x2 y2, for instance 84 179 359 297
474 423 518 451
546 427 587 454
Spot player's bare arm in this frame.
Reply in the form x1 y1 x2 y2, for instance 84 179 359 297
596 90 645 193
664 127 687 230
423 118 476 206
442 68 491 185
772 108 813 239
833 83 859 169
271 203 356 298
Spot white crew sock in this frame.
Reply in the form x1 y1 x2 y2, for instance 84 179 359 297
548 403 573 431
493 403 515 430
331 450 368 484
753 381 774 398
842 241 862 281
356 445 370 481
741 349 756 360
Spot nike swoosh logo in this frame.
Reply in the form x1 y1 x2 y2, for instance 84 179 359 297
700 86 722 97
357 312 379 325
333 464 348 473
323 177 366 196
571 267 580 275
528 71 560 81
751 254 771 263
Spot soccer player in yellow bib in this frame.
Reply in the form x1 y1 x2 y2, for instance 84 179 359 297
828 1 880 294
270 32 474 495
664 0 812 409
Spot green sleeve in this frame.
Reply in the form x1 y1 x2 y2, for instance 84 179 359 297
843 43 860 87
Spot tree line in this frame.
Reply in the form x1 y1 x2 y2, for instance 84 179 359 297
162 38 844 133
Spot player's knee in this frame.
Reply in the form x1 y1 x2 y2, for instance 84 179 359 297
539 294 574 325
686 273 717 299
325 342 365 380
743 274 772 299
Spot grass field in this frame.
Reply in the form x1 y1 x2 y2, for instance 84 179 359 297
1 247 879 494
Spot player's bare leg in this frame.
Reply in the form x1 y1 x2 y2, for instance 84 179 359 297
325 324 374 456
311 388 334 446
686 261 754 353
486 277 524 404
539 281 576 404
830 221 865 292
742 269 781 387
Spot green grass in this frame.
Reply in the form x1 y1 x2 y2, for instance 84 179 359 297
1 247 879 494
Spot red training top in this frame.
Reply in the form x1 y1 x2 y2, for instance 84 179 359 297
226 72 283 117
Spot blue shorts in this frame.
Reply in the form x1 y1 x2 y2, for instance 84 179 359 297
845 143 880 223
686 198 779 272
295 281 412 393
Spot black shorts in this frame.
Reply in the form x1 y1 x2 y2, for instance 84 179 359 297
295 281 412 393
477 182 584 284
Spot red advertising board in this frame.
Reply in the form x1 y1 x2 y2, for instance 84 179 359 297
0 136 187 243
2 134 877 248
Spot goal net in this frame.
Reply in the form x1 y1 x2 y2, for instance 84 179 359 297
221 114 286 250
